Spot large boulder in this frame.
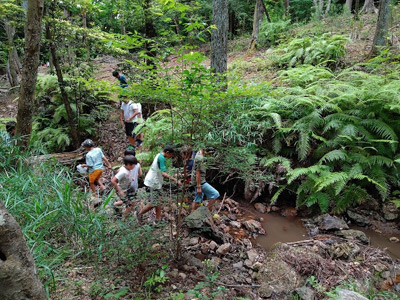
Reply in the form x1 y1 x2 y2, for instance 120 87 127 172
382 202 399 221
337 290 368 300
256 246 303 297
318 214 349 231
347 210 371 226
335 229 369 244
185 206 212 229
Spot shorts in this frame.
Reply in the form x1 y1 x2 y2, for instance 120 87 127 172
146 187 163 205
194 182 220 203
123 187 137 205
124 122 138 137
89 169 103 184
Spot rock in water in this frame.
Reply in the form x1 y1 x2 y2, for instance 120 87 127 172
337 290 368 300
318 214 349 231
347 210 371 226
254 203 267 213
335 229 369 244
185 206 212 229
243 219 266 234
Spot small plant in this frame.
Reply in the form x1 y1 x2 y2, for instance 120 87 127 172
187 259 226 300
259 19 292 47
144 264 169 298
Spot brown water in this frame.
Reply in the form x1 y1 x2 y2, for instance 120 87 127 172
240 206 308 250
241 205 400 259
351 225 400 259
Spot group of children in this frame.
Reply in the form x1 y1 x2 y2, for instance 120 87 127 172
78 70 220 221
81 141 220 221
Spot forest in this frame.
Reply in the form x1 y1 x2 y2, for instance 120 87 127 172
1 0 400 299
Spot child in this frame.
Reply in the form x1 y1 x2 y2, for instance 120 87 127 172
1 121 16 145
120 95 139 148
139 145 181 221
112 71 128 88
81 139 112 195
112 155 142 218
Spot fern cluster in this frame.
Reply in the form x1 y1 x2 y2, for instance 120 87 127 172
277 34 348 69
31 69 112 152
210 64 400 212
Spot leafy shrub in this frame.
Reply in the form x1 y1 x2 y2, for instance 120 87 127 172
278 34 348 69
30 70 112 152
259 19 292 47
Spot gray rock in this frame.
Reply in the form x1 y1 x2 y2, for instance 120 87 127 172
185 206 212 229
382 202 399 221
230 221 242 228
335 229 369 244
233 261 243 269
295 286 315 300
243 219 266 234
259 283 273 298
242 238 253 248
347 210 370 226
244 259 253 268
254 203 267 213
337 290 368 300
209 241 218 250
183 253 204 269
189 237 199 245
209 257 221 270
252 262 263 271
247 248 258 262
319 214 349 231
216 243 231 255
178 272 187 280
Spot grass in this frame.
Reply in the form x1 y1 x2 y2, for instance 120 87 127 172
0 146 169 297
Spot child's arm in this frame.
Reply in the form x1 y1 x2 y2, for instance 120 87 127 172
126 108 139 122
111 176 125 196
138 165 142 177
102 156 112 169
120 110 125 127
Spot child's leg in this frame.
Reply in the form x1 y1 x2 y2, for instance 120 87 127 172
128 136 136 147
139 204 153 215
89 183 96 194
191 201 200 212
155 205 162 220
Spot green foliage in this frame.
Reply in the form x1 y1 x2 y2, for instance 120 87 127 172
0 150 164 293
144 265 169 298
30 67 112 152
278 34 348 69
259 19 292 47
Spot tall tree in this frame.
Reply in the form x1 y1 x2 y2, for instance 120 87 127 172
211 0 228 74
361 0 378 13
0 200 46 300
15 0 44 147
45 20 80 149
345 0 353 12
249 0 270 50
369 0 392 56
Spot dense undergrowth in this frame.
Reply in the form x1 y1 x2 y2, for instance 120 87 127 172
0 145 166 297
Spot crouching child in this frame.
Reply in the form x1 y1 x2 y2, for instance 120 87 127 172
81 139 112 196
111 155 142 218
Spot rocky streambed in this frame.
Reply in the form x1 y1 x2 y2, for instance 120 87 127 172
158 199 400 299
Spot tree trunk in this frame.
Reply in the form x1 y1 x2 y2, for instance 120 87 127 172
345 0 353 12
4 22 19 87
324 0 332 17
285 0 290 16
0 201 46 300
249 0 265 50
46 22 80 149
369 0 391 56
361 0 378 13
229 10 235 37
354 0 360 19
143 0 157 66
211 0 228 74
16 0 44 147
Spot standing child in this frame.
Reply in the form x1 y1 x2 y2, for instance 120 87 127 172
81 139 112 195
111 155 142 217
191 149 220 212
139 146 181 221
120 96 139 148
112 71 128 88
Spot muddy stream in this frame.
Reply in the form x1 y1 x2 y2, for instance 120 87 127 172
239 204 400 259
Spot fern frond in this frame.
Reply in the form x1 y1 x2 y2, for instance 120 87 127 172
261 156 292 172
319 149 347 165
315 172 349 192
